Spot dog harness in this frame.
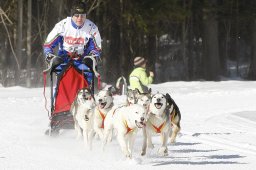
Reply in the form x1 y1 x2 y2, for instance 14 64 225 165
151 122 166 133
111 105 125 116
124 120 134 135
97 108 105 129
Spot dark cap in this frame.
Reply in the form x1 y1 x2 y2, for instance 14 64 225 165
71 1 86 16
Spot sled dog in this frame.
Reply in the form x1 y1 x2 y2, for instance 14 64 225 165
94 88 114 140
70 88 95 150
126 89 138 105
136 88 152 110
165 93 181 143
141 92 171 156
103 104 147 159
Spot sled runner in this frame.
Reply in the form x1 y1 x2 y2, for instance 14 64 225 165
43 55 100 136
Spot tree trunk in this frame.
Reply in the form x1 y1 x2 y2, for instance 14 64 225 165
202 1 220 80
119 0 125 76
105 2 120 83
147 34 157 77
248 19 256 80
15 0 23 85
219 19 231 77
26 0 32 87
181 20 188 80
58 0 63 21
1 38 9 87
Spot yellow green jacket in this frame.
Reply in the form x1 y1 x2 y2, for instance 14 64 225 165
129 67 153 93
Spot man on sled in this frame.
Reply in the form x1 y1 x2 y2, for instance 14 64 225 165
43 0 101 136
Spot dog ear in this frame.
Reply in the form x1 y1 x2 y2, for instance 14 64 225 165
107 86 115 96
148 88 152 94
134 88 141 95
134 88 141 99
165 93 172 105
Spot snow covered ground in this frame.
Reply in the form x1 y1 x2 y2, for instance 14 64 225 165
0 81 256 170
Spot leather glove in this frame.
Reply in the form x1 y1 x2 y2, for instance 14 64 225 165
83 57 94 68
45 53 54 64
45 53 64 68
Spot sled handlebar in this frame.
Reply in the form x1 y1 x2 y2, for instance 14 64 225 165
83 55 100 77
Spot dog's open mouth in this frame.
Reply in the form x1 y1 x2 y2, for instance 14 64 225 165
99 102 107 109
135 120 145 128
154 103 163 109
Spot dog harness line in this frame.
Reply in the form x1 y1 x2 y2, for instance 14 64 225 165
124 120 134 135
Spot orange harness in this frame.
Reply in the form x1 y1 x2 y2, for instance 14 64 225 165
151 122 166 133
98 109 105 129
124 120 134 135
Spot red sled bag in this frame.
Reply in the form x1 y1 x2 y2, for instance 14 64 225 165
43 55 99 136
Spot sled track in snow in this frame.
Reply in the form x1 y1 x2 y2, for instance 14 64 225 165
182 112 256 156
183 133 256 156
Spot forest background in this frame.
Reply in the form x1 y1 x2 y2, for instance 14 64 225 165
0 0 256 87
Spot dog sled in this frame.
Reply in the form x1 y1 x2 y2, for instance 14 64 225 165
43 54 100 136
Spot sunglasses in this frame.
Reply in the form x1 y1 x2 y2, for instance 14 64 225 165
73 14 86 18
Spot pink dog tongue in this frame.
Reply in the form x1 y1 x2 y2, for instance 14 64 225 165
155 103 162 109
99 103 105 109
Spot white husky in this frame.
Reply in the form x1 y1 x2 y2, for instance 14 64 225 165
94 88 114 140
141 92 171 156
70 88 95 150
103 104 147 159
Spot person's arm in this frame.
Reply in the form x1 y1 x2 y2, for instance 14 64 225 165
139 70 153 86
84 36 101 60
43 20 65 57
87 21 102 51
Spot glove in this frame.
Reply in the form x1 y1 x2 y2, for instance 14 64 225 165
52 56 64 68
83 57 94 68
45 53 54 64
45 53 64 68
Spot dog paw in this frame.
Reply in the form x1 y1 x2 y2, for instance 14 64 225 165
124 151 132 159
125 153 132 159
141 150 146 156
170 138 176 144
158 147 168 156
107 137 112 143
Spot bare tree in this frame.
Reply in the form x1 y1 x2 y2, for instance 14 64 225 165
26 0 32 87
15 0 23 85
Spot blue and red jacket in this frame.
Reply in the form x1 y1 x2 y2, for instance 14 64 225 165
43 17 101 59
